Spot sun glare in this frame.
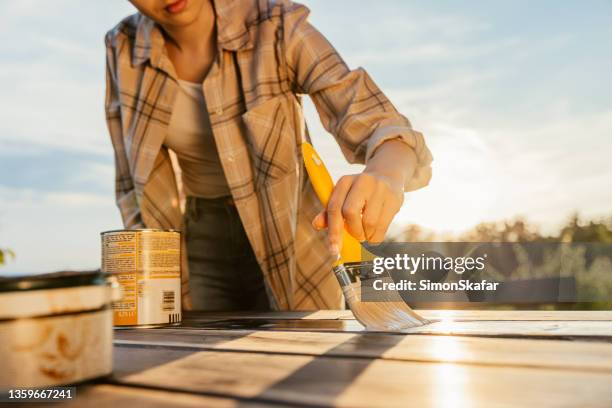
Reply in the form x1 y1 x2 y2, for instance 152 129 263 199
395 126 508 235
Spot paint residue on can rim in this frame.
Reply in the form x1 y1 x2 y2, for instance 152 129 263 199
101 229 181 326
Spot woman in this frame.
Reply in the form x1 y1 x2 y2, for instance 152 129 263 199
105 0 433 312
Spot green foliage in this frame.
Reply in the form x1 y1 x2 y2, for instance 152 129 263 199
394 213 612 310
394 213 612 244
0 248 16 265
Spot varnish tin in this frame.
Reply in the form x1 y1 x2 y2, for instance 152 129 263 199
101 229 181 326
0 271 117 389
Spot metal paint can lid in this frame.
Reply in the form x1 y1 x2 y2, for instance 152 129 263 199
100 228 180 235
0 271 115 320
0 270 106 293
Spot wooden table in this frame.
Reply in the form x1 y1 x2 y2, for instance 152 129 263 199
63 310 612 407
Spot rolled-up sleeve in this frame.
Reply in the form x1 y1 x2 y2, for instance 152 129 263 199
282 1 433 191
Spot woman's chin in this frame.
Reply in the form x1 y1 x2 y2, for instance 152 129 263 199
161 13 200 27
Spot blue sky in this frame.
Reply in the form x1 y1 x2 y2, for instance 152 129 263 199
1 0 611 273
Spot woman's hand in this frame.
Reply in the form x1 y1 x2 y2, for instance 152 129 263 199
312 139 417 256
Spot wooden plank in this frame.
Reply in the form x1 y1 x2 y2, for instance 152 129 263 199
185 310 612 322
57 384 275 408
406 320 612 338
110 346 612 408
417 310 612 321
335 359 612 408
185 310 354 321
114 328 612 372
174 317 612 338
177 316 366 332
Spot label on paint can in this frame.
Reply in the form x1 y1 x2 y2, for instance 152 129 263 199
101 229 181 326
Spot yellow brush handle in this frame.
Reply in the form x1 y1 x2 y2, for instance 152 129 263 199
301 142 362 264
302 142 334 206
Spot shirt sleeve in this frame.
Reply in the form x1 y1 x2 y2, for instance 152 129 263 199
105 33 145 228
282 1 433 191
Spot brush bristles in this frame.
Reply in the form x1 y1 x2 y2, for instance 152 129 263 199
341 283 429 331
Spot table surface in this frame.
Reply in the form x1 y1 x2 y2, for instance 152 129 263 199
63 310 612 408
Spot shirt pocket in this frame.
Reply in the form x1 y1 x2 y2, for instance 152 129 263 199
242 94 302 185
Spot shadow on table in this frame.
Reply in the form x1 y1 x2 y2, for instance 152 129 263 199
110 326 253 377
238 333 405 406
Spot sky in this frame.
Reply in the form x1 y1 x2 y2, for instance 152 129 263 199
1 0 611 273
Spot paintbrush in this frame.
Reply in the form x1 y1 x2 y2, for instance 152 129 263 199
302 142 428 331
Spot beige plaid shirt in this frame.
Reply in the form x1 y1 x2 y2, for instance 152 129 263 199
104 0 433 311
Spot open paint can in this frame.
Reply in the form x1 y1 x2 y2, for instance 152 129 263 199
101 229 181 327
0 270 117 389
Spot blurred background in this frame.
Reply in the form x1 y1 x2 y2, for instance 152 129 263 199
1 0 611 274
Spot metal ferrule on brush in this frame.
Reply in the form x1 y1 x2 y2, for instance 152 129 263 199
344 261 377 280
332 264 355 287
334 261 377 286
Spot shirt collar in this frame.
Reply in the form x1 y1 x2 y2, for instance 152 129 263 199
131 0 257 68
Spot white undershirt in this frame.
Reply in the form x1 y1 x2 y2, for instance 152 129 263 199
164 80 230 198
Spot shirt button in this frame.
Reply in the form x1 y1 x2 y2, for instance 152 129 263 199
227 156 234 162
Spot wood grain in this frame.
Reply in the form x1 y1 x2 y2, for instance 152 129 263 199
110 346 612 408
417 310 612 321
405 320 612 337
66 310 612 407
114 328 612 372
185 310 612 321
57 384 274 408
185 310 355 321
177 316 612 338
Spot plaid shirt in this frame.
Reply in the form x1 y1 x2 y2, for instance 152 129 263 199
104 0 433 311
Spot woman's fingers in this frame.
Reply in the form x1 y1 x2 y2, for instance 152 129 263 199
326 175 355 256
342 177 369 242
312 211 327 230
362 191 384 242
369 201 394 243
370 190 403 243
313 172 404 251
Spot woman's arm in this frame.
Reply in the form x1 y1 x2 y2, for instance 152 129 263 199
282 2 433 253
105 33 144 229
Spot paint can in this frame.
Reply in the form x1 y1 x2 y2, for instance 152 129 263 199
0 270 118 388
101 229 181 326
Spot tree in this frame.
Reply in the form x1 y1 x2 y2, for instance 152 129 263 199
0 248 15 265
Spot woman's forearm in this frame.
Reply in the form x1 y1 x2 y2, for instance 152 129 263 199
364 139 417 190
